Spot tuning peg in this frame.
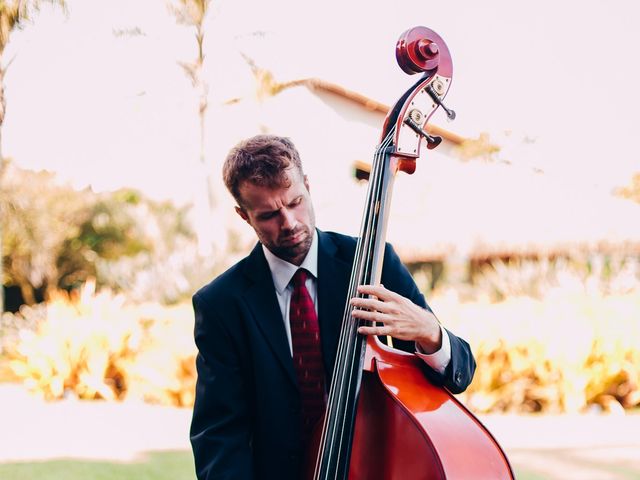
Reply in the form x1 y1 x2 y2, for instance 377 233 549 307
426 135 442 149
404 117 443 149
426 84 456 121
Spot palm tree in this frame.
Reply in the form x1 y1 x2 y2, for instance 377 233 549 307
0 0 66 311
169 0 224 257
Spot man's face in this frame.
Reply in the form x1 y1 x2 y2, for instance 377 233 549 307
236 167 316 266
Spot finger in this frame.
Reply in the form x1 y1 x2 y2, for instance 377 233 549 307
357 325 393 337
357 284 402 302
350 296 390 313
350 308 391 324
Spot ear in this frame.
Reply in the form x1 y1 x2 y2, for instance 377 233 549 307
235 206 250 223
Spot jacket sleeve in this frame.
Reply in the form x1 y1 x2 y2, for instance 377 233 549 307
190 293 254 480
380 243 476 393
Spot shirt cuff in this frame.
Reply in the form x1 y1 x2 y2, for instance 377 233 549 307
415 325 451 375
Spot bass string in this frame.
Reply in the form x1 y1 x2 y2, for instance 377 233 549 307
314 128 395 477
314 135 387 477
332 130 391 415
314 150 381 475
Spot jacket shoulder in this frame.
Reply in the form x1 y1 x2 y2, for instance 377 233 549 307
193 256 249 305
320 230 401 265
320 230 357 258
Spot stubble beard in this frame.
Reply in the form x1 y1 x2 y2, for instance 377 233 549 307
267 224 314 265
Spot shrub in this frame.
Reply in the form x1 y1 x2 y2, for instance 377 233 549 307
1 163 206 308
5 257 640 414
6 280 196 405
434 290 640 413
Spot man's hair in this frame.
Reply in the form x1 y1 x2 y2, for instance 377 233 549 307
223 134 304 206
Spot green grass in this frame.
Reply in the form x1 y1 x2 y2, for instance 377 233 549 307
0 451 546 480
0 451 195 480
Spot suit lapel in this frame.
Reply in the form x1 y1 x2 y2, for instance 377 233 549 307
240 233 354 388
241 243 298 388
317 231 354 381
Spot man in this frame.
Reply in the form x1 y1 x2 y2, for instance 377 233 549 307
190 135 475 480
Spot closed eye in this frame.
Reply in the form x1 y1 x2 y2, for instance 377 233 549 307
257 211 278 220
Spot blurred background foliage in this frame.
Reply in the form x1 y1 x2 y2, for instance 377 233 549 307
1 184 639 415
1 159 639 414
0 161 215 308
0 162 206 403
0 0 639 421
616 172 640 204
2 280 196 406
413 255 640 414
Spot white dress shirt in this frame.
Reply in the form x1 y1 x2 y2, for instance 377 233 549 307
262 231 451 374
262 232 320 356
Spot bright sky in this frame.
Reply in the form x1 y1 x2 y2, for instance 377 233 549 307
3 0 639 205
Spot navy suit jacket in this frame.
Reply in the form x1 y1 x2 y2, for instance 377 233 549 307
190 230 475 480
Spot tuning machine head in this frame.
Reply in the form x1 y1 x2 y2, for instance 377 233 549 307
427 83 456 121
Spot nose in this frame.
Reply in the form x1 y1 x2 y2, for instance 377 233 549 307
280 208 297 231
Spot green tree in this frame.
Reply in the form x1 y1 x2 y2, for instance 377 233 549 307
1 163 201 306
0 0 67 310
0 162 90 304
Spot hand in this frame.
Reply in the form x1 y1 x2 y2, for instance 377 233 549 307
350 284 442 354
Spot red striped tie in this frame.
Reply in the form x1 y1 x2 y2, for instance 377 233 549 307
290 268 326 445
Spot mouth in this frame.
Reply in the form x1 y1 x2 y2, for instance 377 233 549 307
280 230 305 246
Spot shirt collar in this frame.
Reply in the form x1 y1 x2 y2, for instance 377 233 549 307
262 229 319 294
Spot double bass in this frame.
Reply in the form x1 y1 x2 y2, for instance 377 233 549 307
306 26 515 479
